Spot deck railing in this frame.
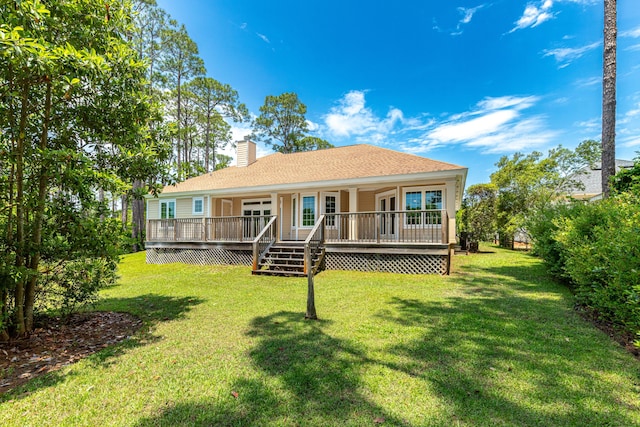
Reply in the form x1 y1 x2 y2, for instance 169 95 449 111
252 216 277 270
324 210 449 244
304 215 325 275
146 216 273 242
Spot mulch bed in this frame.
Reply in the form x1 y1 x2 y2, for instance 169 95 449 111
0 312 142 394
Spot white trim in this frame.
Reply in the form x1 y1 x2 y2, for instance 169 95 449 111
300 193 318 229
192 196 204 216
402 186 445 228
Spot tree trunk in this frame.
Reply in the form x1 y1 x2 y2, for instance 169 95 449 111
13 82 31 336
601 0 617 198
131 179 145 252
121 194 128 227
25 80 53 332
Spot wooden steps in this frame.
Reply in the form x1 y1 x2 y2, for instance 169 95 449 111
252 242 323 277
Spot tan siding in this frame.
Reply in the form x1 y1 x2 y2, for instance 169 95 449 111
176 198 193 218
147 199 159 220
358 191 375 212
340 190 349 213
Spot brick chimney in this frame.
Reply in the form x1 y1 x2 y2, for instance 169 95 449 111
236 136 256 167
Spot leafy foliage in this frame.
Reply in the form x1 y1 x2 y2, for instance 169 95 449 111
0 0 164 337
490 140 600 244
528 163 640 342
458 183 497 242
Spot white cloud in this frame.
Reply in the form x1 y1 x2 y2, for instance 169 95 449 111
508 1 555 33
621 26 640 38
453 5 484 35
416 95 556 153
256 33 270 43
321 92 556 155
574 76 601 87
324 90 407 137
542 41 601 67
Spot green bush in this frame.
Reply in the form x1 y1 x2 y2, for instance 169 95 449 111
553 193 640 335
527 201 585 281
37 257 118 317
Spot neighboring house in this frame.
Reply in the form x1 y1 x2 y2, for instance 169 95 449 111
571 159 634 201
145 139 468 275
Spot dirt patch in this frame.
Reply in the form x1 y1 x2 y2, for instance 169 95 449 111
0 312 142 394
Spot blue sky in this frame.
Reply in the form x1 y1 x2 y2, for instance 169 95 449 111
156 0 640 185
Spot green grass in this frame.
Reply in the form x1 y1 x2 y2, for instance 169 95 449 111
1 246 639 426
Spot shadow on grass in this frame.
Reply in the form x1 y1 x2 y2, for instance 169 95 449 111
374 259 639 426
1 294 203 402
134 311 402 427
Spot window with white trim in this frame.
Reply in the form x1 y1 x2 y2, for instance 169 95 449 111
192 197 204 215
403 188 444 225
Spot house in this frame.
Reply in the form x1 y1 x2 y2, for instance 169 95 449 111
145 139 468 275
571 159 634 201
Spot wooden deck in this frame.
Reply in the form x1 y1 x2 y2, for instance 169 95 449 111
145 211 454 275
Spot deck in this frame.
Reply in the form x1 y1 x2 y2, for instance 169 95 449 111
145 211 454 275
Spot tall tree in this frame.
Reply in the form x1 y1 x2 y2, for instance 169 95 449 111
490 140 600 245
253 92 332 153
186 77 249 172
159 22 205 177
601 0 617 198
0 0 164 337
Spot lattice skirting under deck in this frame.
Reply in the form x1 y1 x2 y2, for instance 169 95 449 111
146 248 252 266
324 252 448 275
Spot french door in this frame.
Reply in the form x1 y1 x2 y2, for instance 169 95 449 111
378 193 397 240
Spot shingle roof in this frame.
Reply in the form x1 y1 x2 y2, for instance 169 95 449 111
572 159 635 197
163 144 466 194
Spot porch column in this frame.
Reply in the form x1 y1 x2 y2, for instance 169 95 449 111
445 180 457 243
348 187 358 240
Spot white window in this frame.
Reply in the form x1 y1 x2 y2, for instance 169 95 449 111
160 199 176 219
402 187 444 225
192 197 204 215
301 195 316 227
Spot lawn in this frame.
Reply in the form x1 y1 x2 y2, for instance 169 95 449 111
1 246 639 426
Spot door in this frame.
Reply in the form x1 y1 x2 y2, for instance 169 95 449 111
378 193 397 240
242 199 271 239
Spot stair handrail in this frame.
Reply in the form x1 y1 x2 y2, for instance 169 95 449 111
252 215 278 271
304 215 325 275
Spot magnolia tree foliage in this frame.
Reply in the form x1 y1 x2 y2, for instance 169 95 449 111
0 0 167 337
253 92 332 153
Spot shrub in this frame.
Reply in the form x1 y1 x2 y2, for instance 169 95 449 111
554 193 640 335
527 201 585 281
